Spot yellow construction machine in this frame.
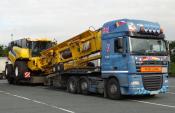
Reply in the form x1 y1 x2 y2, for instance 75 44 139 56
5 38 55 84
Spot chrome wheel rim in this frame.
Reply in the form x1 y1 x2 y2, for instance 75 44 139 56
81 81 88 90
69 81 74 91
15 67 18 77
110 84 117 94
5 68 8 75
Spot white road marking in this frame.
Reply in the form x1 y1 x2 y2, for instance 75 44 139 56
57 107 75 113
169 86 175 88
13 94 31 101
0 90 75 113
167 92 175 95
131 100 175 108
1 89 175 112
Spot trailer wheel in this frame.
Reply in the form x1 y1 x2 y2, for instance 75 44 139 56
80 77 89 95
5 64 14 84
107 78 122 100
54 63 64 73
67 76 78 94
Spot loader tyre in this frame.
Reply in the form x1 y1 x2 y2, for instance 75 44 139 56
5 64 14 84
67 76 78 94
107 78 122 100
14 61 29 84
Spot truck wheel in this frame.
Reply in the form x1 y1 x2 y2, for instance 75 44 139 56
5 64 14 84
80 77 89 95
107 78 122 100
67 76 78 94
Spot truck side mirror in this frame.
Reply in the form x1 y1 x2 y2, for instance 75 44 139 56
114 38 124 53
165 40 170 55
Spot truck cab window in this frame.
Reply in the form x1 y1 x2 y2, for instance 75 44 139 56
114 37 124 53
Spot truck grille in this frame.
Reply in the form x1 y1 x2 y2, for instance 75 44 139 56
142 75 163 91
141 61 166 65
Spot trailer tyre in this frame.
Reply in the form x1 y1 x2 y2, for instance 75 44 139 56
107 78 122 100
67 76 78 94
80 77 89 95
54 63 64 73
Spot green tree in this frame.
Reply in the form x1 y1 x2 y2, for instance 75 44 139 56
169 41 175 62
0 44 8 57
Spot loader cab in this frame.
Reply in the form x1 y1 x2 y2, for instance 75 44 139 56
28 40 53 57
8 38 54 57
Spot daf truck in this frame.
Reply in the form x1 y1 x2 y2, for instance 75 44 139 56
39 19 169 99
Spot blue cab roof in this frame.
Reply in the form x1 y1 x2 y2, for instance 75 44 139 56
102 19 160 34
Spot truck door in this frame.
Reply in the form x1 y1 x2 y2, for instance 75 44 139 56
102 37 128 78
112 37 128 73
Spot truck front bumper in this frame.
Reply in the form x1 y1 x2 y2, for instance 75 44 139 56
120 73 169 95
121 85 168 95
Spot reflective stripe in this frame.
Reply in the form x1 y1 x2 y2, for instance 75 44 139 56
10 50 16 57
102 71 128 73
24 72 30 78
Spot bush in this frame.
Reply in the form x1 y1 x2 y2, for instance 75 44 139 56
169 41 175 62
169 63 175 76
0 44 8 57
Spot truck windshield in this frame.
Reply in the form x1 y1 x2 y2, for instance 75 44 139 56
130 37 167 56
30 41 52 57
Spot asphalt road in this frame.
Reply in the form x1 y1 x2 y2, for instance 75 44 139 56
0 78 175 113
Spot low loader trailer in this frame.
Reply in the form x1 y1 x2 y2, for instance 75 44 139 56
39 19 169 99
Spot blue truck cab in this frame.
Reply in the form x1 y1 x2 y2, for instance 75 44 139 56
100 19 169 99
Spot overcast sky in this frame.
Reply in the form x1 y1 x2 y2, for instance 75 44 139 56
0 0 174 45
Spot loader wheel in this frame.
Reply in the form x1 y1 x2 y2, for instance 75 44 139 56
5 64 14 84
80 77 89 95
107 78 122 100
14 61 29 84
67 76 78 94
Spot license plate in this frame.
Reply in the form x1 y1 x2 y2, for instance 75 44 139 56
150 91 159 94
141 66 162 72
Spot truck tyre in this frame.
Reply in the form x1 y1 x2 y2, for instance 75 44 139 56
14 61 29 84
54 63 64 73
80 76 89 95
67 76 78 94
107 78 122 100
5 64 14 84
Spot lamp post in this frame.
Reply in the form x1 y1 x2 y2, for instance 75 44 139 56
10 33 13 41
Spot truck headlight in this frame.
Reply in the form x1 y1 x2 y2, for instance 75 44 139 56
162 67 168 73
164 79 168 83
131 81 140 86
